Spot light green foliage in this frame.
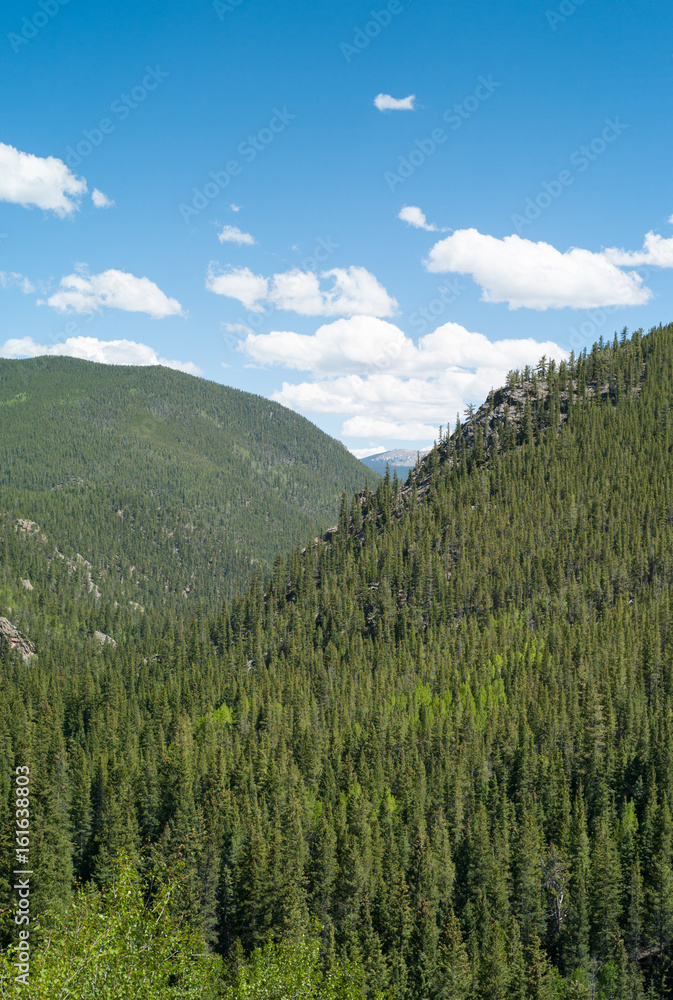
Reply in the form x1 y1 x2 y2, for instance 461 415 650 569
0 393 26 408
0 857 220 999
223 933 376 1000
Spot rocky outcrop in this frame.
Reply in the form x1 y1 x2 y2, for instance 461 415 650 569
11 516 102 600
0 618 36 662
321 359 648 550
92 631 117 649
15 518 47 542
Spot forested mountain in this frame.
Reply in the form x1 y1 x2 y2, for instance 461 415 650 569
2 325 673 998
0 357 373 612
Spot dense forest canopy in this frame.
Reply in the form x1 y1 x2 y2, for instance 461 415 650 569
0 355 373 613
2 324 673 998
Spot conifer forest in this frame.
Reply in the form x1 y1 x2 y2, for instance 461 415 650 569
1 323 673 997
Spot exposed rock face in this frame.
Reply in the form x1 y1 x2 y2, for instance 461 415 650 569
0 618 36 662
15 518 47 542
93 631 117 649
15 518 39 533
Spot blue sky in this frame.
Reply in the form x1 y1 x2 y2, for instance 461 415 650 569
1 0 672 455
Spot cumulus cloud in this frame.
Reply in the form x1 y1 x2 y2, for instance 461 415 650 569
0 142 87 216
43 267 184 318
603 230 673 268
241 315 563 379
267 269 325 315
374 94 416 111
92 189 114 209
243 317 405 374
206 265 269 311
398 206 439 231
218 224 255 245
207 264 397 318
272 371 470 440
0 335 201 374
240 315 566 441
0 271 34 294
273 267 397 317
425 228 651 310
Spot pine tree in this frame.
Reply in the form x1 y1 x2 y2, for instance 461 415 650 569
430 911 473 1000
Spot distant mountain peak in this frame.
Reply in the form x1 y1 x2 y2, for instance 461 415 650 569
360 448 431 473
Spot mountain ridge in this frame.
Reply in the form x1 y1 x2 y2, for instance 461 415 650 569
0 355 375 610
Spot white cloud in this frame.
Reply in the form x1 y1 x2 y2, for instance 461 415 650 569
0 142 87 216
603 230 673 268
268 270 325 314
207 264 397 318
0 335 201 374
242 315 566 441
92 189 114 209
241 315 563 379
271 267 397 317
425 228 651 310
0 271 34 294
320 267 397 317
243 317 406 374
272 372 462 440
230 203 240 212
43 267 184 318
374 93 416 111
206 265 269 311
398 206 439 231
218 224 255 245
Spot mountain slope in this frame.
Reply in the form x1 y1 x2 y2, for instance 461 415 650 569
207 323 673 993
2 326 673 997
0 356 373 609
